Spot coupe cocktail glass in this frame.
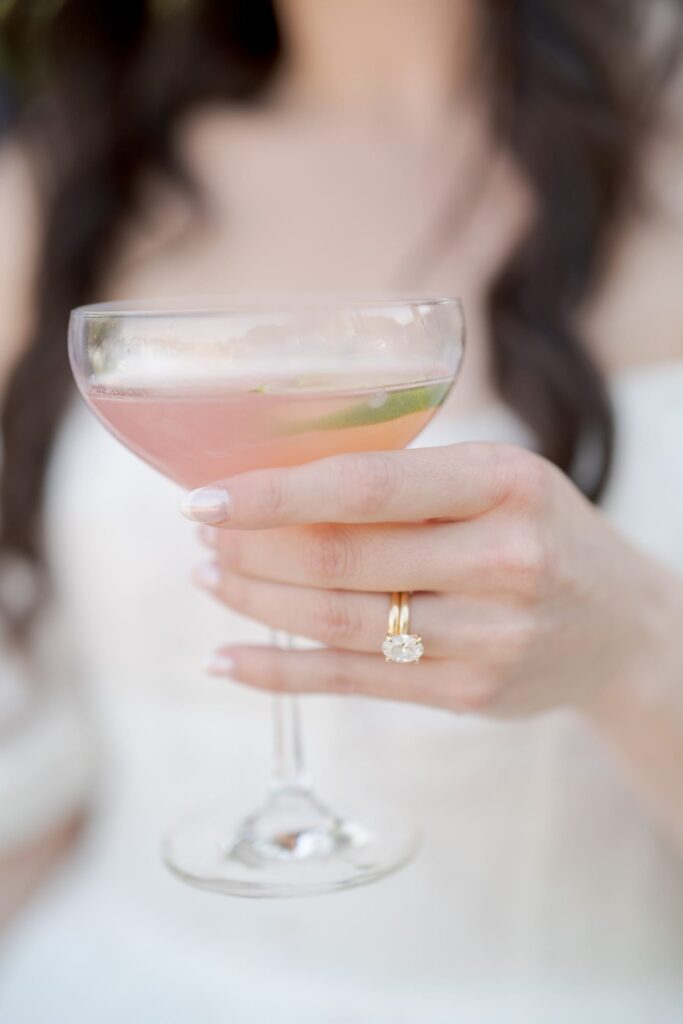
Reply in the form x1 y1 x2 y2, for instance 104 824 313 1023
69 297 465 897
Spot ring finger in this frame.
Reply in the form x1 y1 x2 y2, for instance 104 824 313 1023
195 563 512 660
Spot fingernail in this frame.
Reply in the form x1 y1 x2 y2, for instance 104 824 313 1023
194 559 222 590
200 525 220 548
181 486 230 524
204 651 236 676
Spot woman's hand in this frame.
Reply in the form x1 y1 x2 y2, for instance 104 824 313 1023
182 443 671 717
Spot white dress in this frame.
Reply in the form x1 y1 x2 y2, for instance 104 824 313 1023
1 362 683 1024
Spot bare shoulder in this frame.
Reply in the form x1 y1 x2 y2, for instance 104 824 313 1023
0 137 42 390
586 114 683 372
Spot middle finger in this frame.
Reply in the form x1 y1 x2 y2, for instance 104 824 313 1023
204 522 481 592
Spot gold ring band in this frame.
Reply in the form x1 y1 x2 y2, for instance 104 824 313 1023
387 591 410 636
382 592 424 664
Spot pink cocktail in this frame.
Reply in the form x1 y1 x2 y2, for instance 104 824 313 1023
69 298 465 898
88 376 452 486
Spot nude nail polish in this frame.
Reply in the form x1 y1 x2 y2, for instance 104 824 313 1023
181 486 230 524
194 560 222 590
204 651 236 676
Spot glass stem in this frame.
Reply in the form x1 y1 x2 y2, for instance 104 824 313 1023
269 631 309 795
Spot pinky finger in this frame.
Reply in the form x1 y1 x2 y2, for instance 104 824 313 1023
206 645 481 711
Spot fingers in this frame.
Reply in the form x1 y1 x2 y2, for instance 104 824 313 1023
201 521 491 592
181 443 522 529
196 568 467 657
195 559 535 663
205 644 483 711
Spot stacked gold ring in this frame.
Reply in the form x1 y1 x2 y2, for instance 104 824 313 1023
382 592 424 664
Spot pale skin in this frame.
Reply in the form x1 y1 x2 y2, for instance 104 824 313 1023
2 0 683 909
188 443 682 720
184 442 683 852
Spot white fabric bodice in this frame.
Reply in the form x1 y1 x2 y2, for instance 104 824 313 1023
1 363 683 1024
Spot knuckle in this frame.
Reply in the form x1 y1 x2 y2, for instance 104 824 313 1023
466 443 533 509
339 453 399 517
490 521 554 600
516 526 555 597
220 572 251 613
303 525 356 584
254 472 285 521
264 659 290 693
489 615 537 664
505 450 555 510
313 592 358 645
481 444 521 507
325 652 357 695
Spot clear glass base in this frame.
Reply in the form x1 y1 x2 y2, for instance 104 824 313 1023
161 787 418 898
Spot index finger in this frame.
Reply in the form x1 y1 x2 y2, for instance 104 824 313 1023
180 443 518 528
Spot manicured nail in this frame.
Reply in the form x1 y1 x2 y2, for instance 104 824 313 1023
181 486 230 524
204 651 236 676
199 525 220 548
194 559 222 590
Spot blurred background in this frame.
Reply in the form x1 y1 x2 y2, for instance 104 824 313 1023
1 2 683 1023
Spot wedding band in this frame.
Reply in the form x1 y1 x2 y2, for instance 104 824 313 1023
382 592 424 664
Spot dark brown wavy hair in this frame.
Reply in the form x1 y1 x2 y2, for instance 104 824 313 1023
0 0 681 629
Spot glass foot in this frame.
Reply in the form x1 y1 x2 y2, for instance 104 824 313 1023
161 787 418 898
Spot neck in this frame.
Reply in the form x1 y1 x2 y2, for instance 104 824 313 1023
273 0 480 123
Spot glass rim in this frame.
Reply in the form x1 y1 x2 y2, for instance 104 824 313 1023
71 294 463 319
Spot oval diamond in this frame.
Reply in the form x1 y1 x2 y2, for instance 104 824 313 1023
382 633 424 664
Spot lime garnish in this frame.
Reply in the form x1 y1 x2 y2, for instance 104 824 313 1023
285 381 451 434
